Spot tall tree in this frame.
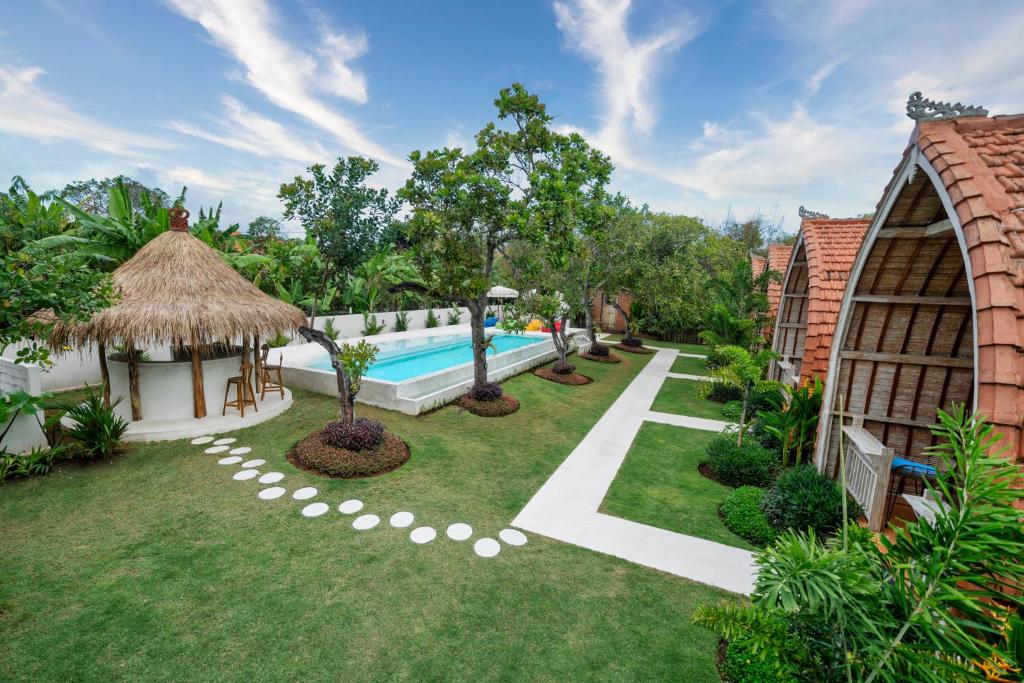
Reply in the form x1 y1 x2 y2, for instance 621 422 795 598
59 176 170 217
279 157 401 324
246 215 282 241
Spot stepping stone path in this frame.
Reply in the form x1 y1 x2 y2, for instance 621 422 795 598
499 529 528 546
338 499 363 514
302 502 330 518
352 514 380 530
474 538 501 558
193 439 531 560
259 487 286 500
410 527 437 544
389 511 414 528
293 487 317 500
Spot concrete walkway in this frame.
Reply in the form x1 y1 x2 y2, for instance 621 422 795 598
513 346 756 595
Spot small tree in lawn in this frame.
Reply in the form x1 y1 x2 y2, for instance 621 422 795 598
297 326 377 425
703 345 778 445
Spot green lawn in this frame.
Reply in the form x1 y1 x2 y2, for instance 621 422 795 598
0 353 735 682
670 355 708 376
604 334 709 356
651 378 725 420
601 423 751 550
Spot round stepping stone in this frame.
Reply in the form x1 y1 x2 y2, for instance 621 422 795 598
446 523 473 541
191 436 214 445
301 502 329 518
217 455 243 465
213 437 236 445
229 446 252 455
293 487 317 500
258 486 286 500
389 511 414 528
258 472 284 484
233 469 259 481
337 499 363 515
241 459 265 468
410 526 437 544
474 538 501 558
352 514 380 530
499 529 528 546
204 445 229 454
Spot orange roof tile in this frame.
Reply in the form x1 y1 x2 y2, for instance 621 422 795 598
750 254 766 276
765 244 793 320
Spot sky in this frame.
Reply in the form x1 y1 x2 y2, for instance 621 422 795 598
2 0 1023 237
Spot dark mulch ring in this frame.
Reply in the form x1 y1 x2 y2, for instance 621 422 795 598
615 343 655 355
579 351 622 364
287 429 410 479
698 461 726 486
534 367 593 385
457 394 520 417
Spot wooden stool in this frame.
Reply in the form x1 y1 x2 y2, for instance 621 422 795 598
259 345 285 400
223 363 258 417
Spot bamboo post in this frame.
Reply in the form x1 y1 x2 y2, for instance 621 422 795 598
253 333 262 398
97 341 111 408
191 343 207 419
126 345 142 421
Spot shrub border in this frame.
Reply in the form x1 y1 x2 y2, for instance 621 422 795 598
287 430 411 479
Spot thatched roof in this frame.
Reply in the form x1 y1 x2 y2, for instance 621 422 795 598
48 219 306 348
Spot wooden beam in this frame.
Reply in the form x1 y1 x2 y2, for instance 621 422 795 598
876 219 954 240
833 411 938 430
126 346 142 421
191 346 207 419
840 350 973 368
97 341 111 408
851 294 971 306
777 322 805 329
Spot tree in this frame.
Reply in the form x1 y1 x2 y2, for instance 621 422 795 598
721 210 783 256
296 327 377 425
400 83 612 395
702 345 778 445
246 215 282 241
279 157 401 324
59 176 170 217
0 177 115 365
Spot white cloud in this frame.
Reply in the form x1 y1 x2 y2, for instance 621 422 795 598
553 0 700 165
165 0 404 167
0 65 169 157
167 95 328 164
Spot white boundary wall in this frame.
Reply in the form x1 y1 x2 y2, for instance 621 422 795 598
0 357 48 453
307 307 470 342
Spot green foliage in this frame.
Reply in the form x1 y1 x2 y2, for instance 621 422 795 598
758 376 823 467
761 464 858 538
721 486 777 546
322 318 340 341
446 308 462 325
702 345 779 445
361 314 385 336
0 389 60 448
337 340 379 403
246 215 281 240
696 406 1024 682
392 310 410 332
706 436 778 488
343 248 423 313
722 640 795 683
1 444 68 481
425 309 440 328
59 176 169 217
55 385 128 458
267 332 290 348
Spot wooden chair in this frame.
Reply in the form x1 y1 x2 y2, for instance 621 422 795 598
259 344 285 400
223 363 258 417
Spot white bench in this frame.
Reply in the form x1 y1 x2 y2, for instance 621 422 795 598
841 419 895 532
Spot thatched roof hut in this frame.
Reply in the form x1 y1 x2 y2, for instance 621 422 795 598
51 208 305 421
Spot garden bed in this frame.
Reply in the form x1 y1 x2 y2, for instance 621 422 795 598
288 429 410 478
534 367 593 385
579 351 622 364
456 393 520 416
614 343 655 355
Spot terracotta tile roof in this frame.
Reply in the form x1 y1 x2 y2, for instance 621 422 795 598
765 244 793 320
750 254 766 277
913 113 1024 466
798 217 871 382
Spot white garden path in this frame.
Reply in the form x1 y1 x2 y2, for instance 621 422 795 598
512 344 757 595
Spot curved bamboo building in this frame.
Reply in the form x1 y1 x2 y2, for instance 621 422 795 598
764 243 793 327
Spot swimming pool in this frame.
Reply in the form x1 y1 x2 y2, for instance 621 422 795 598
307 333 548 382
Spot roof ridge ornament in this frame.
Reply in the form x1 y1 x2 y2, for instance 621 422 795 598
169 207 190 232
799 206 829 219
906 91 989 121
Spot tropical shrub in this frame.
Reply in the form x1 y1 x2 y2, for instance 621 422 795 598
1 445 68 481
393 310 410 332
267 332 290 348
425 309 440 328
701 345 778 445
322 318 340 341
468 382 502 402
291 428 408 478
361 313 385 336
323 417 385 452
722 640 793 683
761 464 859 538
552 360 576 375
706 435 777 488
57 385 129 458
588 342 610 358
758 377 822 467
722 486 777 546
620 336 643 348
446 307 462 325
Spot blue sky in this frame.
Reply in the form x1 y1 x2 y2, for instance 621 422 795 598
2 1 1023 236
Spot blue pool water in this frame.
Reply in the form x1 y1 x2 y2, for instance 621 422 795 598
307 333 547 382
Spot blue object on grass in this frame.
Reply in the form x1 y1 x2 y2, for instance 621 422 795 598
484 317 498 327
891 456 937 477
